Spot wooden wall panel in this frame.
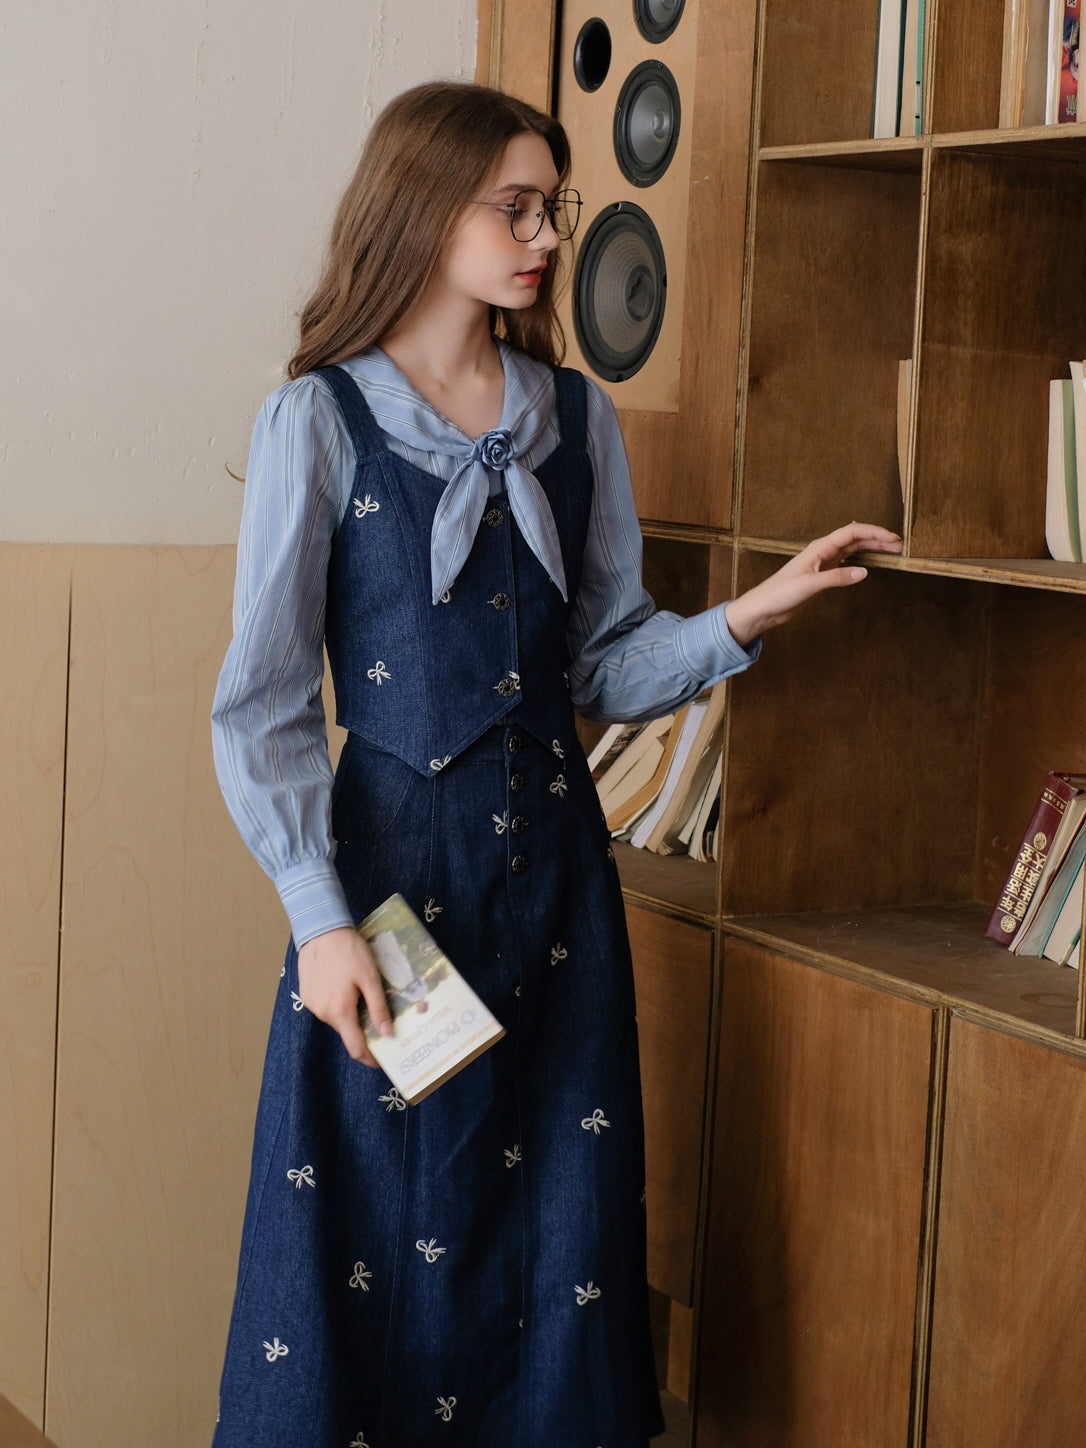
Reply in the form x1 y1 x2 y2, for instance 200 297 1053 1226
477 0 558 109
46 548 282 1447
628 905 714 1306
697 942 934 1448
0 1391 59 1448
927 1020 1086 1448
0 546 70 1425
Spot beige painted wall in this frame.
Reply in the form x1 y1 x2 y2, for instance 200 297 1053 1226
0 2 476 1438
0 0 476 546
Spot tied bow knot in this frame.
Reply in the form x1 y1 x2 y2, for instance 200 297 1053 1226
429 427 568 606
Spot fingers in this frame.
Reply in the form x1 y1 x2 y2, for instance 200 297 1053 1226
815 521 902 563
825 520 902 548
297 927 392 1068
332 1003 379 1068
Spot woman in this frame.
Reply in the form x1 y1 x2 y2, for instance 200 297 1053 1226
210 80 900 1447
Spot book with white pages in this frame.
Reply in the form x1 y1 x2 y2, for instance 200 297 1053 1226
1013 817 1086 958
1045 378 1080 562
1041 856 1085 965
628 701 708 850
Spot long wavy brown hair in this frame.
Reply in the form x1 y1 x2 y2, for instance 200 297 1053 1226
287 83 573 380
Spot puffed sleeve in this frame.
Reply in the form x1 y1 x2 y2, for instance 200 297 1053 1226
211 375 357 946
566 378 761 723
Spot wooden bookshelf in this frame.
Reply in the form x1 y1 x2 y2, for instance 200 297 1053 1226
484 0 1086 1441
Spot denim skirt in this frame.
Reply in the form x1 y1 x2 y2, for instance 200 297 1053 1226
212 717 664 1446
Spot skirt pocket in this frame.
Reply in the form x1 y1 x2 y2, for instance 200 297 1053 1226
332 734 429 918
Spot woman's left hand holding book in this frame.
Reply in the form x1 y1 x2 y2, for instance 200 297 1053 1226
297 927 394 1067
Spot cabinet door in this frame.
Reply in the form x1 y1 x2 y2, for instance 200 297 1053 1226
627 905 714 1307
927 1018 1086 1448
696 941 935 1448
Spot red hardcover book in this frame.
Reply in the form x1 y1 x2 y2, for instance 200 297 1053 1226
986 771 1086 946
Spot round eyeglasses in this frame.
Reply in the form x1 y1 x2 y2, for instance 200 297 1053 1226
486 189 582 243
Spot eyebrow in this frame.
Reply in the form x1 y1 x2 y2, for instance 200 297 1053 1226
487 183 556 199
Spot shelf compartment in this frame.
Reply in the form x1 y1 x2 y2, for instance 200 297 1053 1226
722 902 1079 1041
757 0 903 147
925 0 1003 135
721 557 986 916
740 159 919 542
720 556 1086 1037
758 0 1004 147
974 585 1086 907
640 534 732 620
912 146 1086 558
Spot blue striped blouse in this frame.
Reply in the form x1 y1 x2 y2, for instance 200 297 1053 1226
211 342 759 945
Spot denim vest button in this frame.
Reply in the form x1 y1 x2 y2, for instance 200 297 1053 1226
507 734 524 754
496 677 517 698
484 507 504 528
510 773 527 792
510 854 528 873
490 592 512 611
511 814 529 833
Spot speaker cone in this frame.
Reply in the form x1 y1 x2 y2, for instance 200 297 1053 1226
573 203 667 383
613 60 680 187
572 17 612 92
633 0 685 43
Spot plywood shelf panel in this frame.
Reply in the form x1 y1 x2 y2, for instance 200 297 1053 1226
722 901 1080 1041
740 537 1086 592
614 841 718 926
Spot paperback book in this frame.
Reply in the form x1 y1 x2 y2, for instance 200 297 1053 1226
357 893 504 1104
1045 361 1086 562
594 684 728 860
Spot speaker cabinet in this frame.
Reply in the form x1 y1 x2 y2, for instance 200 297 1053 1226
556 0 696 413
483 0 758 530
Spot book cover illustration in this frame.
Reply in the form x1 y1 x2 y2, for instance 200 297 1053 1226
357 893 505 1104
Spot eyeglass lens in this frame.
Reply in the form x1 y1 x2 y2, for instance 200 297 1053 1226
510 190 581 242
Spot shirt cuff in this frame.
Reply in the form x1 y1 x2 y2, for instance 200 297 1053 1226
274 857 356 947
673 603 762 683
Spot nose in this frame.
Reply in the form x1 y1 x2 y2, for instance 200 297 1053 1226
530 209 559 250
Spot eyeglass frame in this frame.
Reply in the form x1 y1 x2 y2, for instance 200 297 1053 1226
473 188 582 243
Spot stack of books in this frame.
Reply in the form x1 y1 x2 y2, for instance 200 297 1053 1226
1046 359 1086 563
1000 0 1081 127
986 770 1086 967
587 683 727 861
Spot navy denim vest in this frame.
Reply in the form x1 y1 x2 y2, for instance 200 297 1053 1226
316 364 594 777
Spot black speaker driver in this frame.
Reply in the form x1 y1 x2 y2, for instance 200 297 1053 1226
613 60 680 187
573 202 667 383
573 17 612 92
633 0 685 43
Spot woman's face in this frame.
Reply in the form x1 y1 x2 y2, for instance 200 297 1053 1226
435 131 563 315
